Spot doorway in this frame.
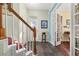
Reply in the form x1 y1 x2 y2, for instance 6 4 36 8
55 4 71 56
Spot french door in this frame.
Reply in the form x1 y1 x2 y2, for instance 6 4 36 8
55 13 62 46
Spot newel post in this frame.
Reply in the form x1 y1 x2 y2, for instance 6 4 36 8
33 27 37 55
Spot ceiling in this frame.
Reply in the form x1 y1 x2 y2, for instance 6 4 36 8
25 3 53 10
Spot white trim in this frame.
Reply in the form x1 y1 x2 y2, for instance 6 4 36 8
70 4 75 56
48 40 55 46
26 50 33 56
61 40 70 42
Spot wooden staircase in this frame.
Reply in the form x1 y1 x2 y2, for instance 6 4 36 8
0 3 37 55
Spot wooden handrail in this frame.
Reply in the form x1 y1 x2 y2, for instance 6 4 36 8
7 3 37 55
7 4 33 31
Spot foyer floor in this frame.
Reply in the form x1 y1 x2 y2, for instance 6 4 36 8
36 42 64 56
56 42 70 56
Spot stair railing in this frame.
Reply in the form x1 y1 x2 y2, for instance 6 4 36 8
7 3 37 55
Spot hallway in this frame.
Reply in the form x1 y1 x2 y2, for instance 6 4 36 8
36 42 64 56
0 3 78 56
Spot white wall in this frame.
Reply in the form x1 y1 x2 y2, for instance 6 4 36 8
19 4 29 43
28 10 48 19
2 5 14 39
28 10 48 42
13 3 34 43
3 4 30 43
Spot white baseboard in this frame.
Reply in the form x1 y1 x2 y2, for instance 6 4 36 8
36 39 49 42
48 40 55 46
30 40 41 42
62 40 70 42
26 50 33 56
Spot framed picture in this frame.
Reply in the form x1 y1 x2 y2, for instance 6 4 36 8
41 20 48 29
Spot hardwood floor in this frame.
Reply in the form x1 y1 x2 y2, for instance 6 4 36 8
36 42 64 56
56 42 70 56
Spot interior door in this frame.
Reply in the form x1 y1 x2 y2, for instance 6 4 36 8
55 13 62 46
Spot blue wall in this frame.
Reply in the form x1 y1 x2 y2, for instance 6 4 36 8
48 3 61 45
48 3 57 42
